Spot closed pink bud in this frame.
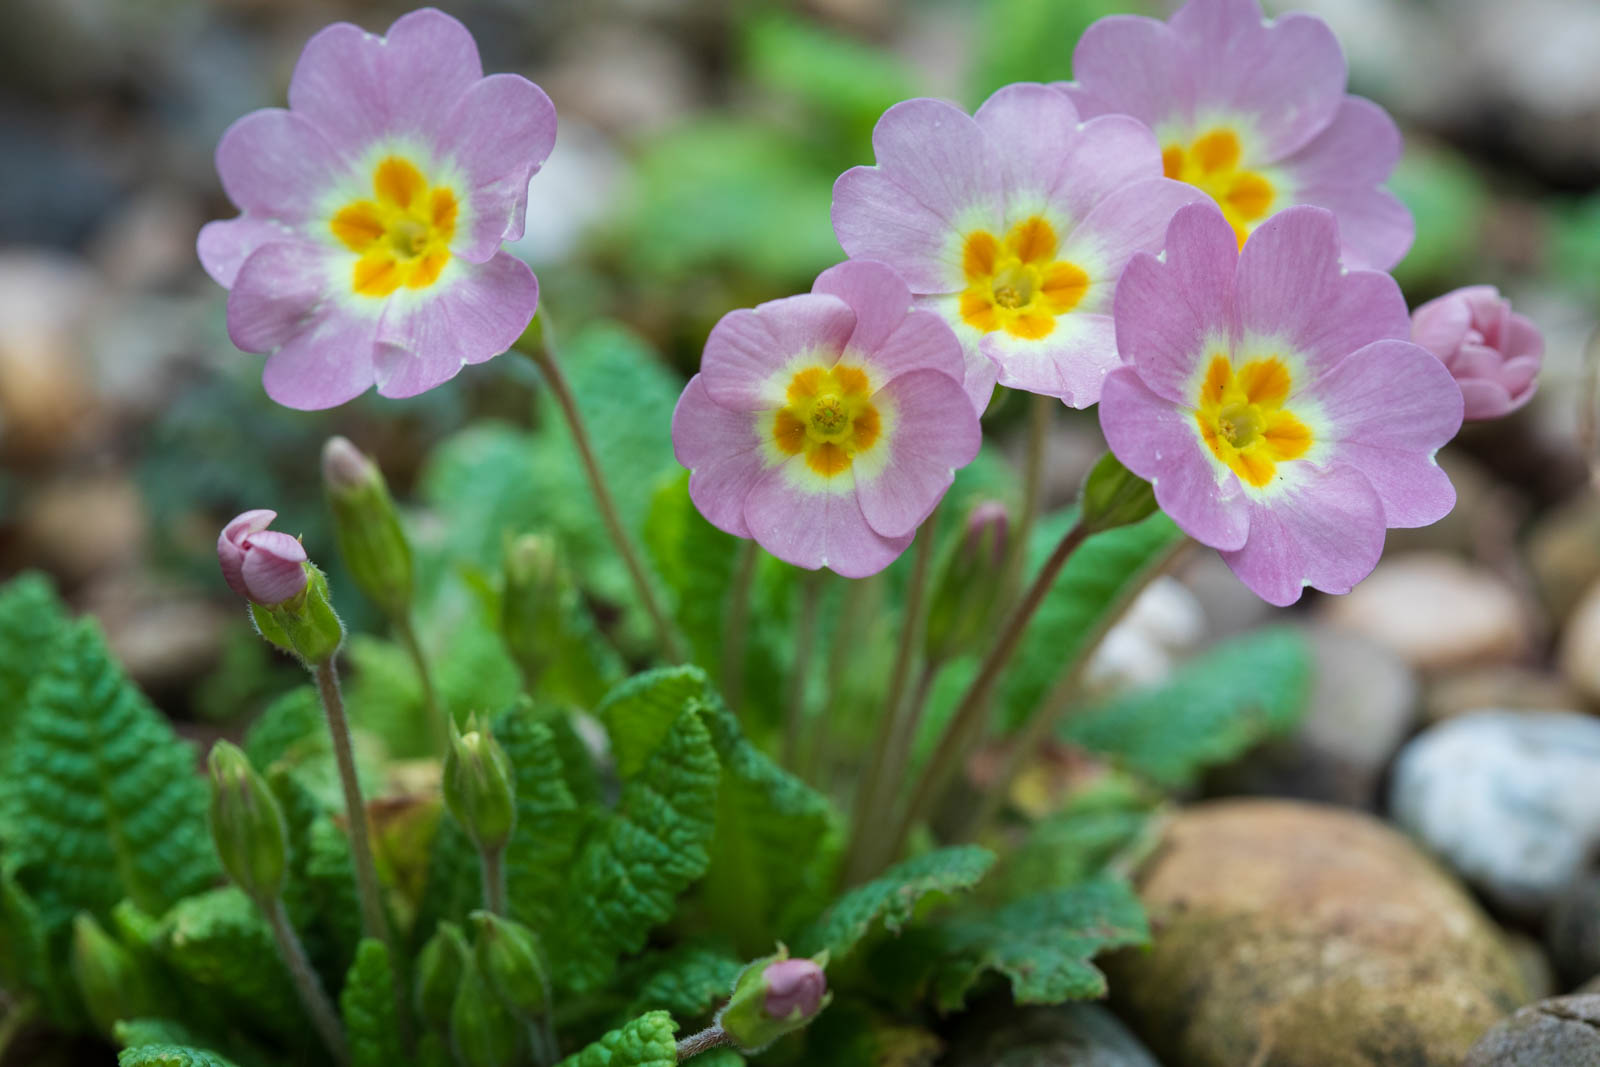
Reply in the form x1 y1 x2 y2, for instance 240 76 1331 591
1411 285 1543 421
218 511 308 606
762 958 826 1021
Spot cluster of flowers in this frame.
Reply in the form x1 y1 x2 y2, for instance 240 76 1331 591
199 2 1543 607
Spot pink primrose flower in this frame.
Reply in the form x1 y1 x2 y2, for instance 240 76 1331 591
1098 204 1463 606
832 83 1204 411
198 8 555 409
762 958 827 1021
218 510 309 606
1061 0 1411 270
672 260 981 578
1411 285 1543 421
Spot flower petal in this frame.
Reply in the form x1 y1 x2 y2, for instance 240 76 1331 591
700 293 856 411
1219 463 1386 606
441 73 558 260
373 251 538 399
812 259 913 355
673 375 771 539
855 370 980 538
744 463 912 578
1069 15 1191 129
218 510 276 599
260 309 380 411
198 216 301 289
226 241 336 353
214 109 344 221
1100 367 1251 551
983 310 1116 407
1061 177 1208 315
239 530 309 606
1304 339 1462 528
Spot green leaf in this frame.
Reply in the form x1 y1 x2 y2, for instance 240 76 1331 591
242 686 325 774
971 0 1141 99
697 700 841 952
496 704 587 938
555 706 720 993
341 939 402 1067
1061 627 1312 788
3 620 218 925
996 511 1184 730
556 1010 678 1067
995 773 1161 900
623 944 743 1022
599 667 715 780
0 571 68 757
117 1046 240 1067
0 862 75 1024
114 1018 209 1050
927 878 1148 1011
303 816 361 976
797 846 996 961
158 888 302 1035
741 12 919 136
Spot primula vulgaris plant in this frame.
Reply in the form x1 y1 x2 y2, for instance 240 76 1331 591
0 2 1547 1066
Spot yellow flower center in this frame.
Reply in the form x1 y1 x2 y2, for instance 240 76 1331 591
958 216 1089 340
772 365 882 477
1162 130 1275 249
330 156 458 298
1194 353 1312 488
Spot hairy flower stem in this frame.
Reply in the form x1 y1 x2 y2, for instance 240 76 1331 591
844 518 938 884
479 846 507 916
676 1025 734 1059
883 519 1091 867
522 343 686 663
396 613 448 754
263 896 349 1065
313 658 392 952
1001 393 1052 606
721 541 758 712
782 574 823 772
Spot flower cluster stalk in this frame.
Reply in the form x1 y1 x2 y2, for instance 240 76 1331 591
676 1025 733 1059
265 897 349 1065
521 340 687 664
1000 393 1052 605
395 614 447 755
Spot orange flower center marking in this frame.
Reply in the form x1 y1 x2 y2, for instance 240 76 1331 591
958 216 1089 341
330 156 458 298
772 364 881 477
1194 354 1312 488
1162 129 1275 248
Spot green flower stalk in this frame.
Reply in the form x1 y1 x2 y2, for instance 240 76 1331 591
416 921 470 1034
70 913 155 1036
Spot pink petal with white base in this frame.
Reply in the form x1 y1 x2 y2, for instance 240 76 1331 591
673 376 770 540
743 465 912 578
1220 464 1386 606
855 370 981 538
700 294 856 411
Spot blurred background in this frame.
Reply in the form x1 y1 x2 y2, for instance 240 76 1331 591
0 0 1598 758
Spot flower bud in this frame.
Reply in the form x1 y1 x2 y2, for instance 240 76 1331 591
442 716 517 854
1411 284 1543 421
219 510 307 606
1079 451 1157 535
71 912 156 1036
470 911 549 1022
415 921 470 1033
451 957 522 1067
207 740 288 902
716 945 830 1052
925 501 1009 663
500 533 565 688
322 437 414 619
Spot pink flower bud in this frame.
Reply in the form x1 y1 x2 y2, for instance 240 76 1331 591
218 511 308 606
321 436 376 492
762 958 826 1021
1411 285 1543 421
963 500 1010 571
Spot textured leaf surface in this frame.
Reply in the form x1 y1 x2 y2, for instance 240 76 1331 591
1061 627 1312 788
997 511 1184 730
4 620 217 926
341 939 402 1067
118 1046 240 1067
496 705 587 938
624 944 743 1022
556 1010 677 1067
928 878 1148 1011
158 888 301 1034
555 706 720 993
114 1018 209 1050
798 846 995 961
697 699 841 951
0 571 67 757
303 816 361 975
599 667 710 779
996 773 1161 901
0 863 75 1023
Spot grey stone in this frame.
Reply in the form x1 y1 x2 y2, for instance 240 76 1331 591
1390 711 1600 917
1547 872 1600 988
1463 994 1600 1066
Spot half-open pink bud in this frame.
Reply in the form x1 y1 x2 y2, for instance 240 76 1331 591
239 530 308 605
1411 285 1543 421
218 509 276 599
761 958 826 1021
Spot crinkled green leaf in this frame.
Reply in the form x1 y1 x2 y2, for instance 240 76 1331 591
599 667 713 780
556 1010 678 1067
117 1046 240 1067
0 571 68 757
412 814 480 947
0 862 76 1024
3 620 218 926
242 687 325 775
555 706 720 993
496 705 587 938
303 816 361 976
797 846 996 961
158 888 301 1035
994 773 1161 901
623 944 743 1023
697 699 841 951
114 1018 210 1051
341 939 402 1067
1062 627 1312 788
997 511 1184 730
928 878 1148 1011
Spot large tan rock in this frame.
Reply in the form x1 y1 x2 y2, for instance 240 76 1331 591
1110 800 1527 1067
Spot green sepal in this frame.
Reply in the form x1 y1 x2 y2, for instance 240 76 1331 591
470 910 549 1022
71 911 158 1036
206 742 288 903
253 566 344 666
415 921 470 1034
1079 452 1158 535
450 957 522 1067
716 945 831 1052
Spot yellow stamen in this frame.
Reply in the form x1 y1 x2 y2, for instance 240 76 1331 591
771 364 882 477
957 216 1089 339
1193 354 1312 488
330 156 458 297
1163 129 1276 249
